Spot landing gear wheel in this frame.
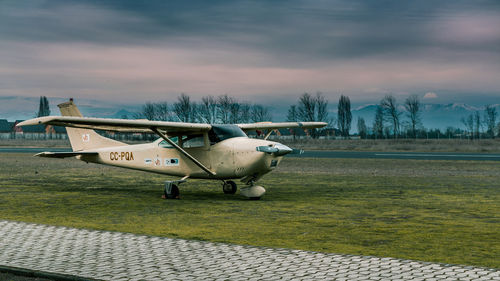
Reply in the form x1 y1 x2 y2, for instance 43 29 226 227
163 184 180 199
222 181 237 194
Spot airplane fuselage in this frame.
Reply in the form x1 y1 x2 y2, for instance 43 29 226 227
79 137 284 181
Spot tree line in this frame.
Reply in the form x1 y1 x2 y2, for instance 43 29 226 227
124 92 500 139
356 94 499 139
34 93 500 139
133 94 272 124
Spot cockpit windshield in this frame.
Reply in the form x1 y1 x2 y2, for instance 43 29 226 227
208 124 247 144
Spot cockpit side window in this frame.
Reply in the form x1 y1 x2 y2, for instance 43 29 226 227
158 135 205 148
158 136 178 148
208 125 247 144
182 134 205 148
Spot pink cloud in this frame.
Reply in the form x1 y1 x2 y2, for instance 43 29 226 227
1 41 500 103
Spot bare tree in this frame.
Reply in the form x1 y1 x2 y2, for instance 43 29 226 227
357 117 367 139
229 102 241 124
154 102 171 121
239 103 251 123
217 94 234 124
484 105 497 138
297 93 316 122
296 92 329 138
287 105 298 140
474 111 481 139
139 102 157 120
251 104 272 122
337 95 352 138
287 105 298 122
199 96 218 124
404 94 421 139
373 105 384 139
461 114 474 139
173 93 193 122
380 95 400 138
316 92 329 124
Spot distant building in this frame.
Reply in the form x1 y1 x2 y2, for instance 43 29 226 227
12 120 24 138
9 121 67 140
19 124 46 139
47 125 68 139
0 119 13 139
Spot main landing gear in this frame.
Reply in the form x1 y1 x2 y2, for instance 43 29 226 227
163 178 265 200
222 180 237 194
163 179 186 199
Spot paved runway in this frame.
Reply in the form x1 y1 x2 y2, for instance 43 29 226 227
0 220 499 281
2 147 500 161
291 150 500 161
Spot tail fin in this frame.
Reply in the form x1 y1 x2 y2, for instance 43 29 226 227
58 99 127 151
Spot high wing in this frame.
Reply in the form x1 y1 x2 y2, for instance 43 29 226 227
34 151 98 158
17 116 212 134
237 122 327 132
18 117 327 134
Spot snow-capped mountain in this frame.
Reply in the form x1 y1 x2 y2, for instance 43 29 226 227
352 103 499 131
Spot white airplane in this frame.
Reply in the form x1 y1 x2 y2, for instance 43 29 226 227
18 100 327 200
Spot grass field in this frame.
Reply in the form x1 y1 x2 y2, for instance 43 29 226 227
0 153 499 268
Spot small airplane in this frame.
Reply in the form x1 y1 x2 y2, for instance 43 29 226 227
18 99 327 200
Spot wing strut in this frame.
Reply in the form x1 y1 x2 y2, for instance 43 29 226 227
264 130 273 140
150 127 216 176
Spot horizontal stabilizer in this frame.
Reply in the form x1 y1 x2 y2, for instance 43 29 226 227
34 151 98 158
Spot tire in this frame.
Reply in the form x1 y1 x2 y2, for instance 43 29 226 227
249 197 261 200
170 184 180 199
223 181 237 194
164 184 180 199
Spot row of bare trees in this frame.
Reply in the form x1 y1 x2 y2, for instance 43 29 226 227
461 105 498 139
130 92 500 139
135 94 271 124
286 92 330 138
363 94 499 139
371 94 423 139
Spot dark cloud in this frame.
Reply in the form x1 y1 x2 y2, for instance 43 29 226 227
1 0 500 103
2 0 500 64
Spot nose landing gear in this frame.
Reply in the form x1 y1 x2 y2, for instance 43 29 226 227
222 180 265 200
240 182 266 200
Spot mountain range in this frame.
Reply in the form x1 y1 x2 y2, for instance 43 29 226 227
350 103 500 132
0 96 498 132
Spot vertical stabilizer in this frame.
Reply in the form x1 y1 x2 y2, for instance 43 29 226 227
58 99 127 151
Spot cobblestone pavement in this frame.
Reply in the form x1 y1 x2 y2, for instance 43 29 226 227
1 220 499 281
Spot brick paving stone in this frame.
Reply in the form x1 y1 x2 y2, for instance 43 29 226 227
1 220 499 281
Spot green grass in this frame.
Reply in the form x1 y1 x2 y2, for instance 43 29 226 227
0 153 499 268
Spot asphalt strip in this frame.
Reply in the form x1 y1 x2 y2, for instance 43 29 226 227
375 153 500 158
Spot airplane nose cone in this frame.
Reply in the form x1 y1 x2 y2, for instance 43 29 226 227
273 143 293 156
256 143 296 156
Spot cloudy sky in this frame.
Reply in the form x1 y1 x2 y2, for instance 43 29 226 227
1 0 500 106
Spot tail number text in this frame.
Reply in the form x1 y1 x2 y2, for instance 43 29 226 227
110 152 135 161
